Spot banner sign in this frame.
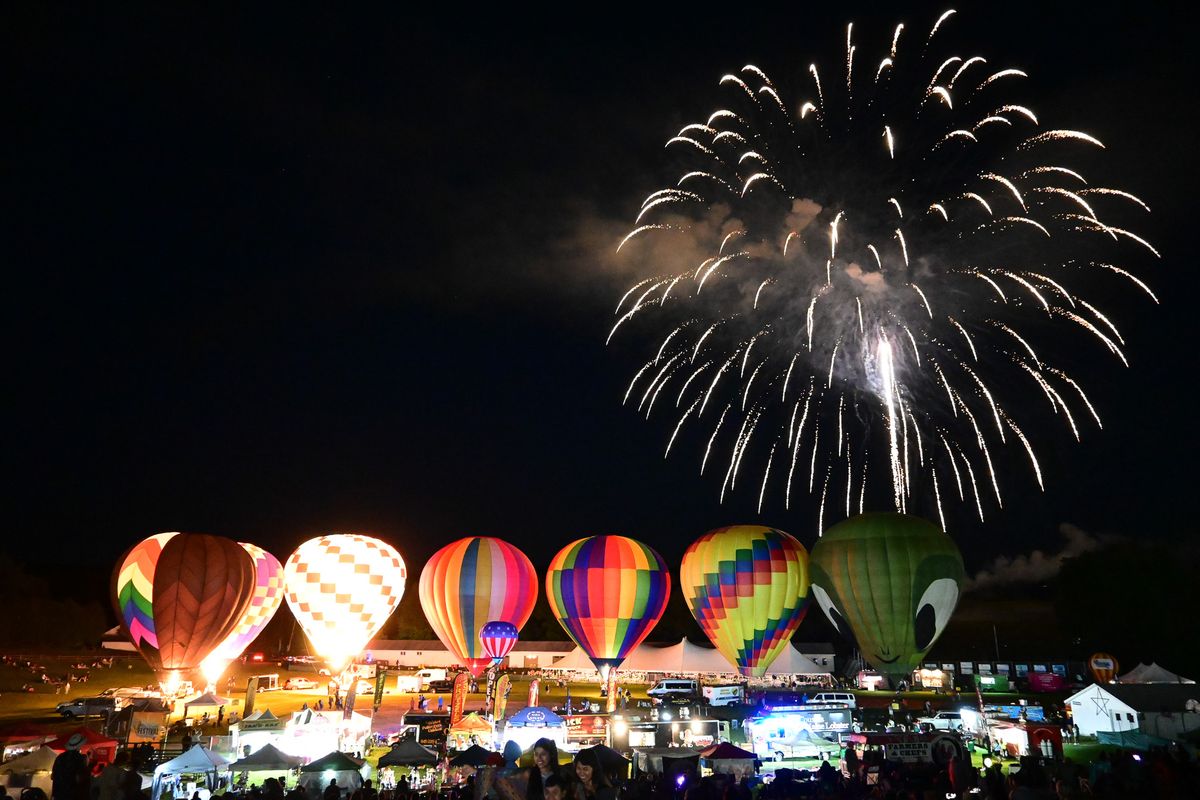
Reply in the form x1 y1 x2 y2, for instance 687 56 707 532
450 672 469 726
494 674 511 721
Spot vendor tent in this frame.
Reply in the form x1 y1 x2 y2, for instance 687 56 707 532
377 741 438 768
151 746 229 800
184 692 233 712
448 713 494 748
449 745 497 767
0 746 57 795
298 752 365 796
227 743 304 772
0 725 53 744
699 742 757 776
1119 663 1195 684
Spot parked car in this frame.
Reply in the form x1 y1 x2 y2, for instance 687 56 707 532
56 696 119 718
809 692 857 708
426 679 455 693
283 678 318 690
915 711 963 730
416 669 447 689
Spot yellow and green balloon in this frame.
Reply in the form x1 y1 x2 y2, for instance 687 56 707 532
809 513 965 675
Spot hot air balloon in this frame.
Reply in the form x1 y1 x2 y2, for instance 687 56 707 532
419 537 537 677
679 525 811 677
112 532 257 687
283 534 406 672
545 535 670 677
809 513 965 675
480 620 520 665
1088 653 1119 684
199 543 285 686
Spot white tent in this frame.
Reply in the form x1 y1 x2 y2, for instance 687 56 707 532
543 639 831 678
0 745 57 796
765 643 832 677
152 745 229 800
1119 663 1195 684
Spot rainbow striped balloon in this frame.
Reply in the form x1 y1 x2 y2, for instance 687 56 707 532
546 535 670 675
419 537 538 677
112 532 256 675
680 525 810 677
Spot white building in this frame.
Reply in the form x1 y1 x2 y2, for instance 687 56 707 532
362 639 576 668
1066 683 1200 739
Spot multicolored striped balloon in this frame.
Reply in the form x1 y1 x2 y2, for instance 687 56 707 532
419 537 537 677
112 532 257 677
546 535 670 675
479 620 519 663
680 525 811 677
284 534 407 671
200 543 285 682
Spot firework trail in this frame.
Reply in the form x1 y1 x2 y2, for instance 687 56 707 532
610 10 1157 533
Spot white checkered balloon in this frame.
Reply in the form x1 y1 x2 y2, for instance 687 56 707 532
283 534 406 669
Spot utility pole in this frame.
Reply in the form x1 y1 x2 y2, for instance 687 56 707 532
993 624 1001 663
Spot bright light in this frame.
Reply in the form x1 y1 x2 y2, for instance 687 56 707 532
690 720 702 733
661 711 671 721
199 656 227 689
614 720 628 735
984 757 993 768
161 671 182 697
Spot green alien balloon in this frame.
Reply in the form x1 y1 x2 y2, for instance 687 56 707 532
809 513 965 675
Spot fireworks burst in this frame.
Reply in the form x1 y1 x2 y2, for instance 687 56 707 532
609 10 1157 532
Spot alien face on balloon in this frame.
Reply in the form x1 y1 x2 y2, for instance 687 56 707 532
809 550 963 673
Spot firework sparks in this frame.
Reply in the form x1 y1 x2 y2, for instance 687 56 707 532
610 10 1156 531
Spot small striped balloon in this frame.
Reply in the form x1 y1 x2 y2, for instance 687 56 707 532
479 620 520 663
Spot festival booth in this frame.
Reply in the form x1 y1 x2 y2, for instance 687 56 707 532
698 742 757 777
229 709 372 763
298 751 366 797
631 748 703 778
0 745 56 796
376 740 439 791
152 745 230 800
226 742 304 786
47 728 120 766
502 707 567 754
183 693 233 719
987 722 1064 760
447 713 495 750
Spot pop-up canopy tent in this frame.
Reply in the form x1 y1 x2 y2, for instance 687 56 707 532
298 752 366 796
503 707 567 754
448 713 495 749
1119 663 1195 684
0 745 57 795
699 742 757 776
226 743 304 773
184 693 233 713
152 746 230 800
377 740 439 768
448 744 498 768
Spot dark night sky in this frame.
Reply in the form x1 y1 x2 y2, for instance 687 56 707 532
4 3 1196 599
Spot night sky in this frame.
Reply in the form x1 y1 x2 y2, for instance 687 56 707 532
5 4 1195 601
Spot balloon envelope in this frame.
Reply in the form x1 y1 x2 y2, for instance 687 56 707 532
200 543 285 683
809 513 965 675
680 525 811 677
283 534 407 671
545 535 670 674
1088 653 1119 684
480 620 520 662
419 537 537 677
113 532 257 676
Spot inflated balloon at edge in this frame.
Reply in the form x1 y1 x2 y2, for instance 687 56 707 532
546 535 671 676
112 532 257 678
1088 653 1119 684
419 536 537 677
283 534 407 672
680 525 811 677
809 513 965 675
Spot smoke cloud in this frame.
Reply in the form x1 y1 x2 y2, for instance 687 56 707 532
967 523 1123 590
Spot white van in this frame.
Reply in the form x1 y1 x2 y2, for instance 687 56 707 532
647 679 699 698
809 691 856 708
702 685 745 707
